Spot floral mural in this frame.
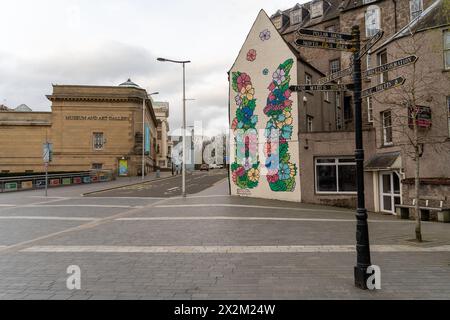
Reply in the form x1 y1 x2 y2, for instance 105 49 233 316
264 58 297 192
231 72 260 189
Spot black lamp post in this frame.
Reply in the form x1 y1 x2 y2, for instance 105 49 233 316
351 25 372 290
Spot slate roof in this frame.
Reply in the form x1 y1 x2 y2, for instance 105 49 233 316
365 151 401 170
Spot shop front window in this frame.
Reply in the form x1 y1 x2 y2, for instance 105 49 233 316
315 158 357 193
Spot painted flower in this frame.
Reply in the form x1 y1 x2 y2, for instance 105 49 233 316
242 107 253 121
247 168 260 182
232 171 237 183
250 115 258 125
243 159 252 171
267 173 279 183
265 154 279 171
259 29 271 41
272 69 286 85
279 163 292 180
284 90 292 99
247 49 257 62
289 163 296 178
236 73 251 92
240 84 255 101
268 82 276 92
237 121 244 129
263 68 269 76
281 125 293 140
231 118 238 130
235 94 242 106
235 167 245 177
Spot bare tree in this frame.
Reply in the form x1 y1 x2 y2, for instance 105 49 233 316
373 25 450 242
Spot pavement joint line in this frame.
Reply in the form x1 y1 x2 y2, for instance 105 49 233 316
0 216 98 222
0 197 172 255
154 204 354 214
18 245 450 254
116 216 410 223
0 205 16 207
21 204 145 209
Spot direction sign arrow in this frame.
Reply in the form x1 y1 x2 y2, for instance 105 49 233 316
289 84 350 92
295 39 354 51
298 28 354 41
364 55 418 78
361 76 405 98
317 67 353 85
356 30 384 60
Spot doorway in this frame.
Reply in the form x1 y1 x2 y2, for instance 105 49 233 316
379 171 401 214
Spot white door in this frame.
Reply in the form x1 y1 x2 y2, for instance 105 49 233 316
380 171 401 214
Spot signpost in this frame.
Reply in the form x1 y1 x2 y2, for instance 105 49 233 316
297 28 353 41
295 39 354 51
317 67 353 84
356 30 384 59
294 26 411 290
289 84 350 92
42 142 53 197
364 56 417 78
361 77 406 98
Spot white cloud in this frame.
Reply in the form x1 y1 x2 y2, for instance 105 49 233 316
0 0 307 136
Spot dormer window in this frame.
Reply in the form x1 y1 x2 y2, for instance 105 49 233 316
273 16 283 29
291 9 302 25
310 1 323 19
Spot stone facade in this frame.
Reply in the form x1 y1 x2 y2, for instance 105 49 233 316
0 82 161 177
154 101 171 169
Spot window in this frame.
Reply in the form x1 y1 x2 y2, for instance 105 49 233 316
366 50 372 69
447 96 450 137
382 110 393 145
311 0 323 18
315 158 357 193
273 16 282 29
307 115 314 132
329 59 341 74
410 0 423 20
365 5 380 37
326 25 337 32
159 160 166 167
378 50 388 83
157 130 162 140
290 9 302 24
367 97 374 123
445 31 450 70
92 163 103 170
324 91 330 102
93 132 104 150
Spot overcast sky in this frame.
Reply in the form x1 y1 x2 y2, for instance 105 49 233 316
0 0 306 136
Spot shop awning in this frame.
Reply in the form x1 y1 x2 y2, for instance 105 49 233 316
365 151 401 171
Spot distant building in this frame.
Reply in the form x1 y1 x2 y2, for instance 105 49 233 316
153 101 172 169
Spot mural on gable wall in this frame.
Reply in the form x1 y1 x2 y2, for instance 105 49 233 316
231 72 260 189
229 10 301 202
264 58 297 192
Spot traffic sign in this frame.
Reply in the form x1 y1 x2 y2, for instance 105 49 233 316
289 84 350 92
295 39 354 51
361 77 405 98
356 30 384 59
317 67 353 84
297 28 354 41
364 55 417 78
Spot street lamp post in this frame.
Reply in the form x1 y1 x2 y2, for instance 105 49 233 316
142 92 159 181
157 57 191 197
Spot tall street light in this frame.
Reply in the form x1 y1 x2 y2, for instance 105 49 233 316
157 57 191 197
142 91 159 181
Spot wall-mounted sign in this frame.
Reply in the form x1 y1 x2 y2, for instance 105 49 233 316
73 177 82 184
49 179 60 186
145 124 151 155
119 159 129 176
36 180 46 188
62 178 72 185
65 115 129 121
83 176 91 184
4 182 18 192
409 106 432 129
21 181 33 189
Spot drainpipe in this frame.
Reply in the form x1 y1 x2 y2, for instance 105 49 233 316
392 0 398 32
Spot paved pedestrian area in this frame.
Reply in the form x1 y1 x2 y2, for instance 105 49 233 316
0 178 449 300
